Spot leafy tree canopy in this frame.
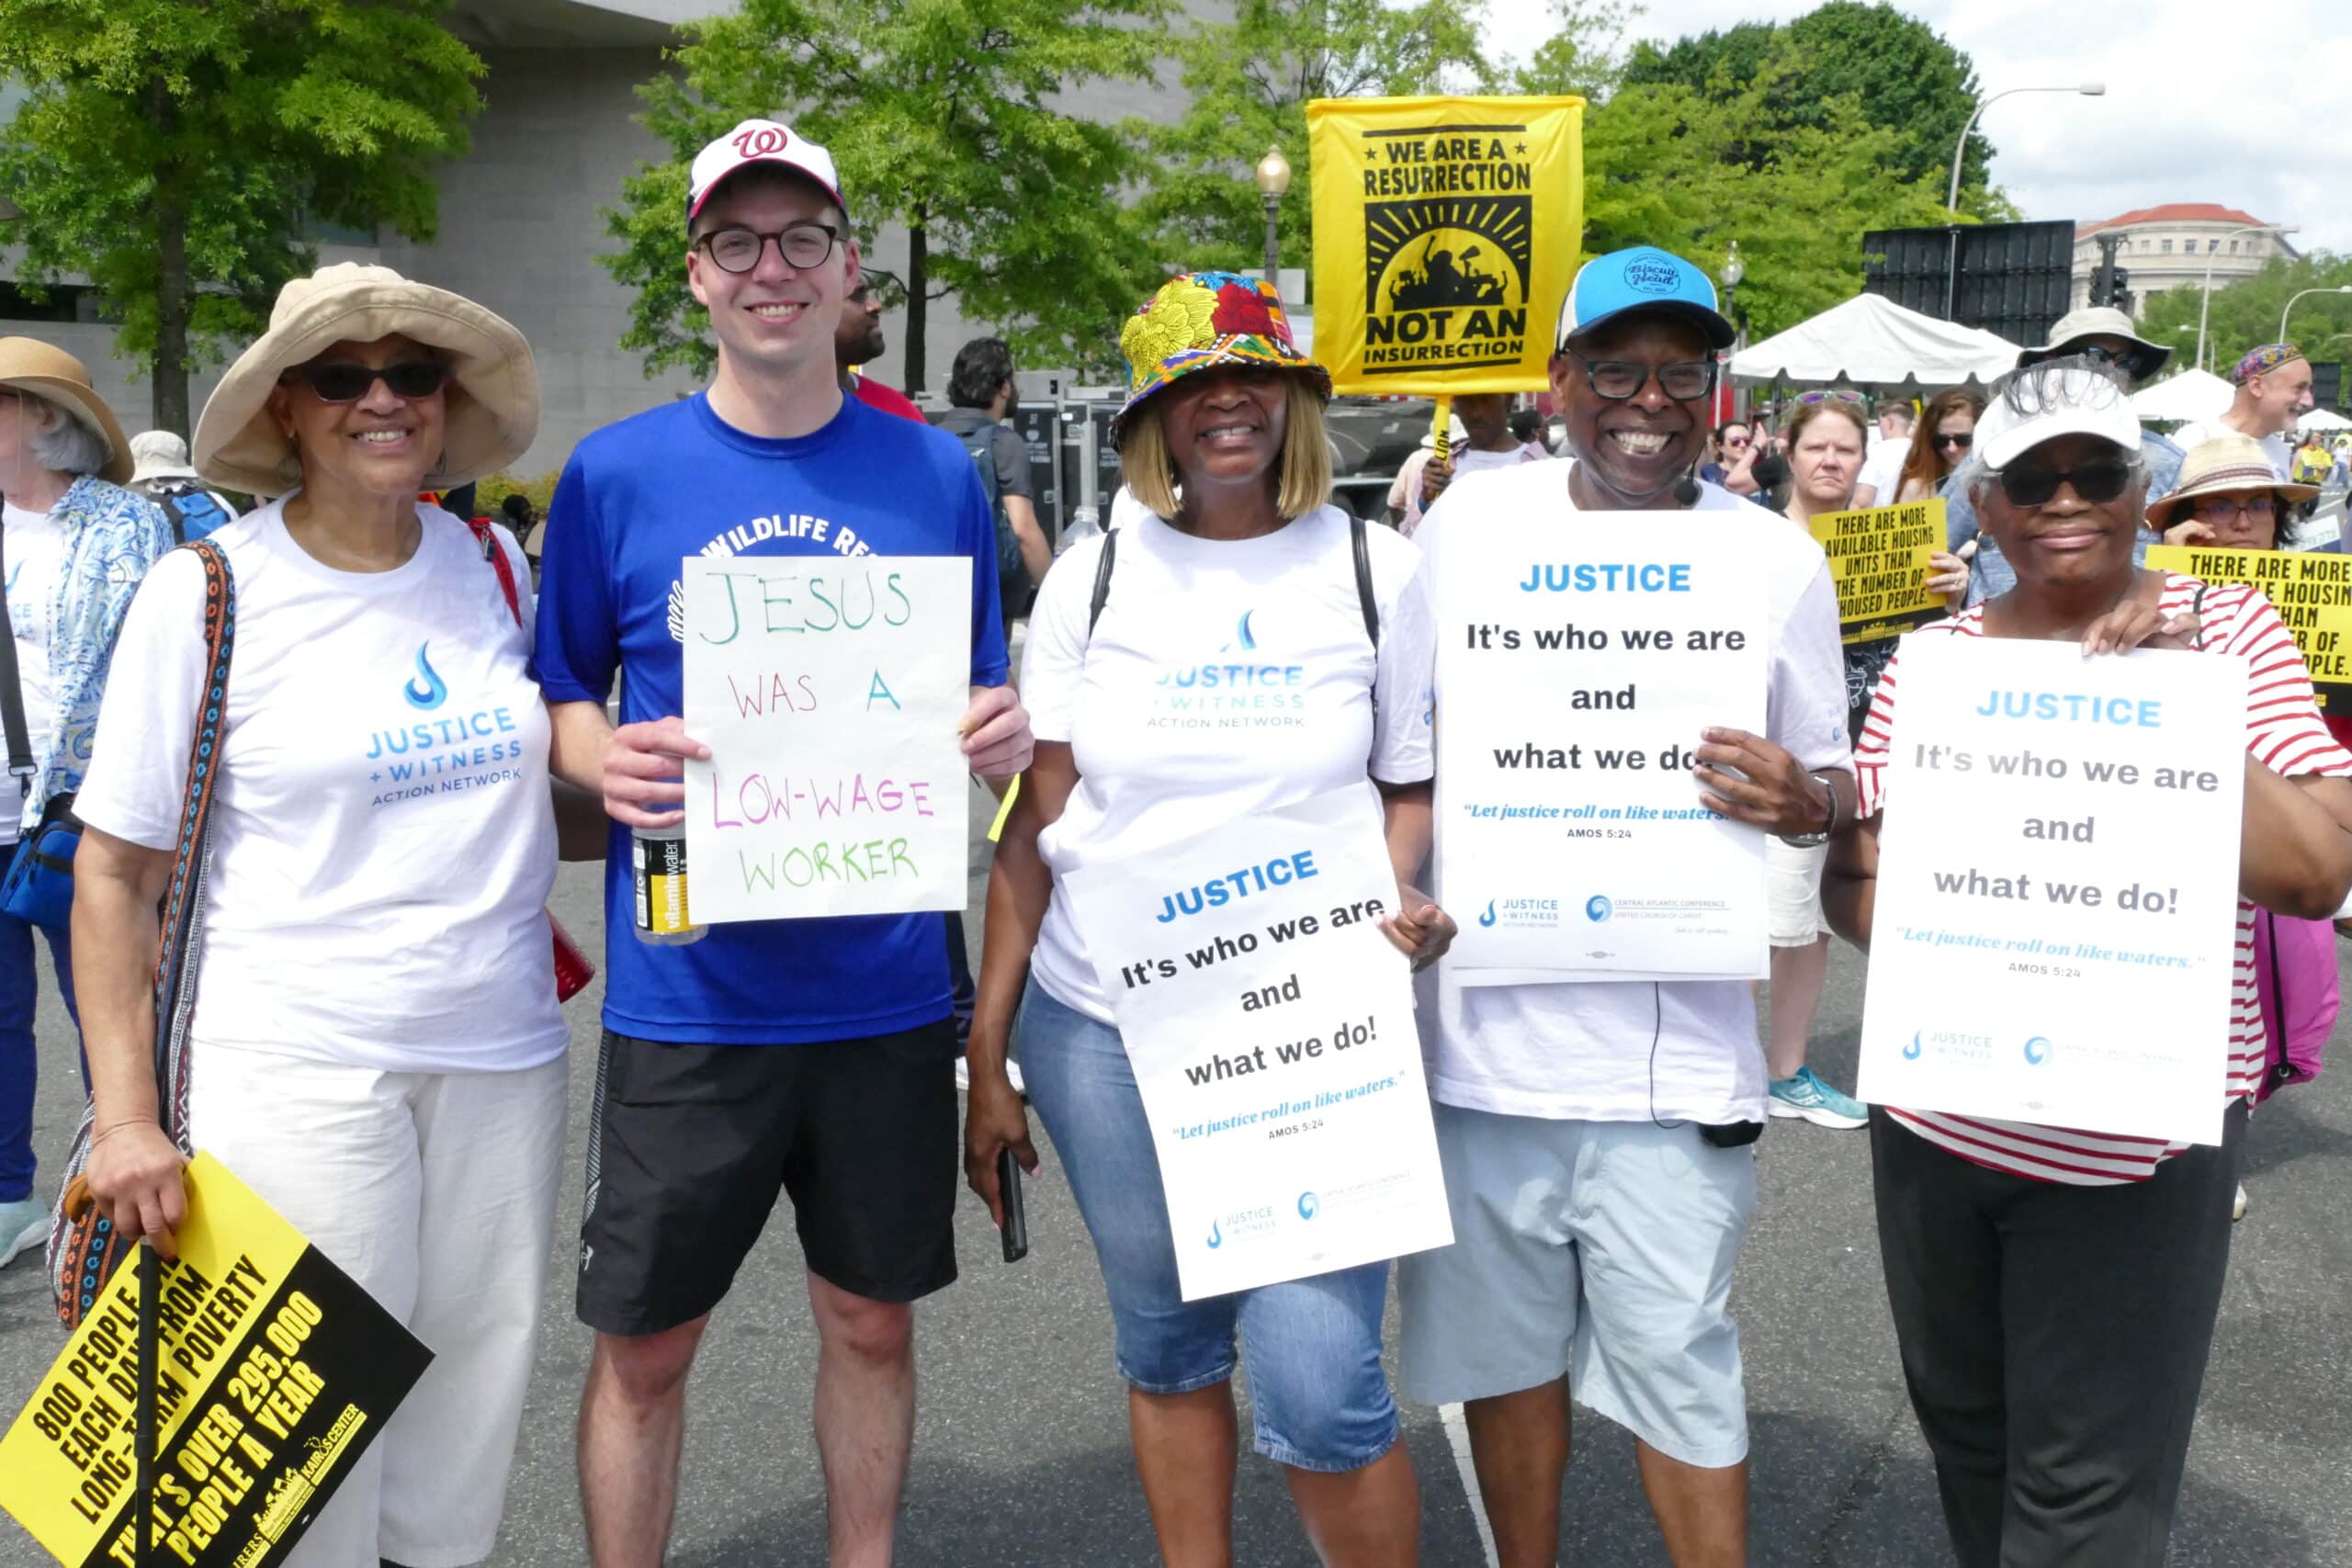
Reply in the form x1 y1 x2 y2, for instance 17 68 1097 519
2135 254 2352 387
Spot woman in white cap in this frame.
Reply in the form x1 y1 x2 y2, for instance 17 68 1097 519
0 338 171 1272
1828 358 2352 1566
74 265 566 1567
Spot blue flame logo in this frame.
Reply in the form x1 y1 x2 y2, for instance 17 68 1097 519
403 642 448 710
1903 1032 1923 1061
1205 1222 1224 1249
1297 1191 1319 1220
1477 899 1497 928
1223 610 1258 653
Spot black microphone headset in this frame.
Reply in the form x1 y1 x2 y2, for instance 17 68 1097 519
1672 464 1702 507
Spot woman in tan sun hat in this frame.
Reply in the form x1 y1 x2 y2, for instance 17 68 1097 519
72 265 566 1567
2146 432 2319 551
0 338 170 1274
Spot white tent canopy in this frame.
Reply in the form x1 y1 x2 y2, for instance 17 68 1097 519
2300 407 2352 432
1729 293 2018 389
2131 368 2233 423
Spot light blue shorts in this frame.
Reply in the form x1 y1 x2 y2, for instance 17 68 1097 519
1015 977 1400 1472
1396 1101 1757 1468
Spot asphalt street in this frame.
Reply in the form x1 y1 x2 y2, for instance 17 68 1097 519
5 789 2350 1565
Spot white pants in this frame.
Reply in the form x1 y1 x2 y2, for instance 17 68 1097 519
189 1044 569 1568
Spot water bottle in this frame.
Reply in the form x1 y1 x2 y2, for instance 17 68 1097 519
631 823 705 944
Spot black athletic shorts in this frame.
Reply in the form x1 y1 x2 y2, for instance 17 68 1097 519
576 1021 960 1336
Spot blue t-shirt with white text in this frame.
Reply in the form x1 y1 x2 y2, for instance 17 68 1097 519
534 391 1007 1044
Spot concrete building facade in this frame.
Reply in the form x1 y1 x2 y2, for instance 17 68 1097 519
3 0 1200 480
2069 201 2300 318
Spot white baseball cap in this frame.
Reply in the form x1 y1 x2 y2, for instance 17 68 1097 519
1975 366 2141 470
686 119 848 229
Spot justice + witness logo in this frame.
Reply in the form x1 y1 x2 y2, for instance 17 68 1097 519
402 643 448 710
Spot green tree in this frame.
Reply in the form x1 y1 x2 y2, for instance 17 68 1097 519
1623 0 1996 215
1583 44 1954 338
0 0 482 432
1132 0 1498 282
1508 0 1635 101
2134 254 2352 386
605 0 1169 392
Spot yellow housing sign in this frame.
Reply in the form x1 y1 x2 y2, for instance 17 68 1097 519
1307 95 1584 394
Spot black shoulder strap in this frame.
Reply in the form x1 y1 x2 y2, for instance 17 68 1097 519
1351 514 1380 649
0 521 34 813
1088 526 1119 634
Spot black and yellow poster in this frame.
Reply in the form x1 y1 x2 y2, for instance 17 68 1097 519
1307 96 1583 394
2145 544 2352 712
1 1154 430 1568
1807 500 1949 644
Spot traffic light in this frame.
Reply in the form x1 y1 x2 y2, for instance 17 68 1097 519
2106 267 2131 310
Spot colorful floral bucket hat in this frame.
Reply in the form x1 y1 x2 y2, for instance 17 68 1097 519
1114 270 1331 437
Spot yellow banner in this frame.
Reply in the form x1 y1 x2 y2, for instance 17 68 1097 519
1307 96 1584 395
1806 499 1949 644
2 1154 430 1568
2144 545 2352 711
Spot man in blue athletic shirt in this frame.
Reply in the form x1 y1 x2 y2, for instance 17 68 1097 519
534 119 1033 1567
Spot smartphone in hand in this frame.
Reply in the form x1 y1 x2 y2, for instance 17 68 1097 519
997 1145 1029 1263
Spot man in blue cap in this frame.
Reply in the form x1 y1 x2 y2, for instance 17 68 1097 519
1399 246 1851 1567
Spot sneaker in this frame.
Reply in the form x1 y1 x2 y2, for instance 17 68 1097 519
1767 1066 1869 1130
953 1058 1025 1098
0 1194 47 1270
2233 1182 2248 1223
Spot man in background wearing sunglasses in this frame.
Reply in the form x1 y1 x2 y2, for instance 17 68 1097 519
1399 245 1851 1568
1945 306 2188 607
533 119 1034 1566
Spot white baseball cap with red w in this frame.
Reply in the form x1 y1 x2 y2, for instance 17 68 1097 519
686 119 849 229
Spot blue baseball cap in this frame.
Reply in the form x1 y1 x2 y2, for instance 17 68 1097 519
1555 246 1736 353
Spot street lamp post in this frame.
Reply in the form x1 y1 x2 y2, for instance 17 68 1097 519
1942 82 2105 319
1718 242 1746 419
1253 145 1292 292
2196 224 2297 371
2280 285 2352 342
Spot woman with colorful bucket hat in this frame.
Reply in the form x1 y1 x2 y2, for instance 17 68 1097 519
964 272 1452 1564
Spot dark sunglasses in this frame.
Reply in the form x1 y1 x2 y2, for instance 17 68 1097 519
1564 352 1717 402
1933 432 1974 451
285 360 448 402
1996 457 2135 507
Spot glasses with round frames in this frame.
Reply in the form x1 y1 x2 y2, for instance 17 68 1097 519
697 222 842 275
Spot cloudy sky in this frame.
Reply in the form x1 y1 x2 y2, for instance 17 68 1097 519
1487 0 2352 254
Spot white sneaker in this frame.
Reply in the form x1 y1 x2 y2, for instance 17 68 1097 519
953 1058 1026 1097
0 1195 48 1269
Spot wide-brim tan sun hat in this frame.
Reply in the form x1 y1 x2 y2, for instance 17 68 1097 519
194 263 538 496
2143 433 2316 531
0 337 135 485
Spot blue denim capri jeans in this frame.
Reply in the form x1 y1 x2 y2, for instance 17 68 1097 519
1015 977 1400 1472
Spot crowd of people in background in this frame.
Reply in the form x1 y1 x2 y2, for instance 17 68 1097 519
0 108 2345 1568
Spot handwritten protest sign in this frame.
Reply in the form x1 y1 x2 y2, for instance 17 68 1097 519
682 556 972 921
2 1154 429 1568
1855 636 2244 1145
1806 500 1946 645
1060 786 1450 1300
1436 517 1769 981
2145 543 2352 713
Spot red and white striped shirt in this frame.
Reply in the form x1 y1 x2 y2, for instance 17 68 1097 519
1853 575 2352 1184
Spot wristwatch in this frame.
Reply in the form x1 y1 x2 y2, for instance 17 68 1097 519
1777 770 1839 848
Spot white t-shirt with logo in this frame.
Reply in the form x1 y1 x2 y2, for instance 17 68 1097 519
1023 504 1437 1022
2 502 69 833
77 499 564 1074
1410 463 1852 1125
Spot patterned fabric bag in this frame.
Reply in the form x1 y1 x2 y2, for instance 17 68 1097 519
46 540 235 1327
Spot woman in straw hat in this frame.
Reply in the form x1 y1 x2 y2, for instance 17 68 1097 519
0 338 171 1273
74 265 566 1567
965 271 1452 1564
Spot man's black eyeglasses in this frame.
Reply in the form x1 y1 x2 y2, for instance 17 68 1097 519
1563 352 1717 402
697 222 842 275
283 361 447 402
1996 457 2136 507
